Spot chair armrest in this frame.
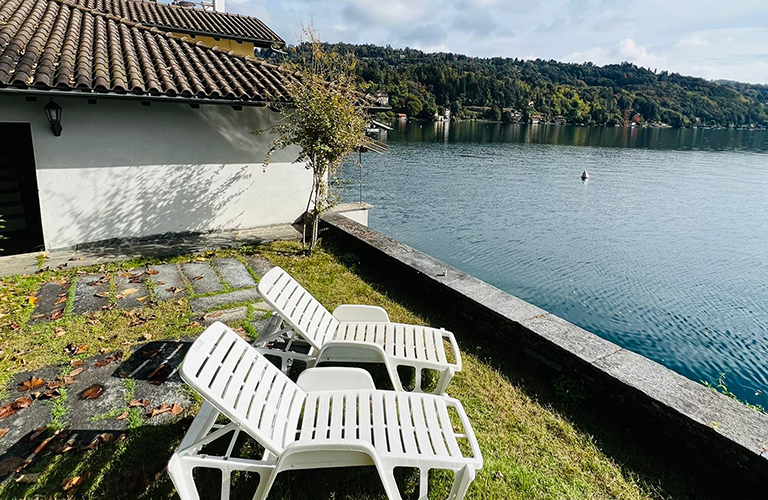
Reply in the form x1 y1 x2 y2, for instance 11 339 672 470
332 304 390 322
297 367 376 392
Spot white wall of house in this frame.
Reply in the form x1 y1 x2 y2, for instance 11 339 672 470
0 94 311 249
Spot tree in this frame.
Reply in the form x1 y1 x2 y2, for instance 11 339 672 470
262 27 370 252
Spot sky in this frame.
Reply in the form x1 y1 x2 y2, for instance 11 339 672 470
228 0 768 85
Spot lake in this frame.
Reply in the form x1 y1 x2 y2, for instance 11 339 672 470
337 122 768 408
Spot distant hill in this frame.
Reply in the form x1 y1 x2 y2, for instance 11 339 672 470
269 43 768 128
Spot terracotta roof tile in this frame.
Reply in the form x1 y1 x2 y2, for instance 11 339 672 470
0 0 295 102
73 0 284 47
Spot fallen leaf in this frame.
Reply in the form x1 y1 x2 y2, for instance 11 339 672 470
0 428 8 439
53 295 67 305
145 269 159 275
128 398 150 408
15 473 40 484
156 281 165 285
38 389 60 400
192 275 203 281
69 367 84 378
79 385 103 400
136 296 148 302
188 321 201 328
84 433 113 450
170 403 183 416
116 288 139 299
129 470 150 493
53 327 66 338
49 308 64 320
145 404 172 418
165 286 182 294
93 292 110 298
148 364 171 385
62 473 89 491
14 397 32 409
140 349 160 359
70 360 84 367
116 412 129 421
203 311 222 320
67 344 88 356
18 376 46 392
118 272 133 278
95 355 117 368
28 296 39 305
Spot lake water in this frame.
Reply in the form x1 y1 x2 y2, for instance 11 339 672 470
337 122 768 408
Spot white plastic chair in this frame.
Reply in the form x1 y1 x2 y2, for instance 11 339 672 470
255 266 462 393
168 322 483 500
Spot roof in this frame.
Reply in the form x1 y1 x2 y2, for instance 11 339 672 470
71 0 284 47
0 0 296 103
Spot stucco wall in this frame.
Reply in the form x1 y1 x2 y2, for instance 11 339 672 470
0 94 311 249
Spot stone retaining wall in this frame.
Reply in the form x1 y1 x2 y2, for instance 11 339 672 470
321 212 768 497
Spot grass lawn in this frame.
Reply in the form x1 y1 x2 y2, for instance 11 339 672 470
0 238 693 499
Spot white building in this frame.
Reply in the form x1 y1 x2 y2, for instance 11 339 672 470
0 0 311 254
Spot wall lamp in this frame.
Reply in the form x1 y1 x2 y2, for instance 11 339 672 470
43 99 63 136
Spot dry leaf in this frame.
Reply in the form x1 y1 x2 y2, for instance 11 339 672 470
145 269 159 275
116 288 139 299
67 344 88 356
94 292 110 298
188 321 201 328
28 296 39 305
0 428 9 439
192 275 203 281
116 412 129 421
14 397 32 409
165 286 182 294
79 385 103 400
18 376 46 392
170 403 183 416
62 473 88 491
53 327 66 338
69 367 84 378
49 308 64 320
71 360 84 367
146 404 172 419
15 473 40 484
140 349 160 359
155 281 165 285
53 296 67 305
128 398 150 408
148 364 170 385
203 311 222 320
136 296 148 302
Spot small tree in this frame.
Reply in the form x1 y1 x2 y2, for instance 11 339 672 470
263 27 370 253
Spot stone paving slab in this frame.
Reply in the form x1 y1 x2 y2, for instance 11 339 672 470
252 301 274 316
212 258 256 289
72 274 111 315
29 281 71 323
149 264 188 301
190 289 261 313
114 276 150 310
245 255 274 278
200 306 248 327
180 262 224 294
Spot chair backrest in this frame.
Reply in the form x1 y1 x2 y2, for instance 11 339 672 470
180 322 307 455
257 266 340 350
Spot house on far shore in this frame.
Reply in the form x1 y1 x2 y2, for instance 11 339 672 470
396 113 408 121
553 115 566 125
0 0 312 256
530 114 544 125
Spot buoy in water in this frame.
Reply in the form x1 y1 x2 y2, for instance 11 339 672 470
581 170 589 180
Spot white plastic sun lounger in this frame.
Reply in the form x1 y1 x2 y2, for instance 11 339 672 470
169 322 483 500
255 266 462 394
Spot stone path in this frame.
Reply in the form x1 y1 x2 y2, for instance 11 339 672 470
0 254 278 460
30 255 276 326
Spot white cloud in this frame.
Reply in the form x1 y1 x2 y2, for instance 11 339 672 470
228 0 768 84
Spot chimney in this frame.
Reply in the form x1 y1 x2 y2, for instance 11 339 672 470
213 0 225 12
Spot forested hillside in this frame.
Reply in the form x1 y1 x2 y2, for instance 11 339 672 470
269 44 768 128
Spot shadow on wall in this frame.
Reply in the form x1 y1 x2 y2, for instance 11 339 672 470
54 163 252 248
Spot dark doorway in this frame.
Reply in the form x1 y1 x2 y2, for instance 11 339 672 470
0 123 45 255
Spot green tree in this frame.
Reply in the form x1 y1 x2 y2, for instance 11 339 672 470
263 28 370 252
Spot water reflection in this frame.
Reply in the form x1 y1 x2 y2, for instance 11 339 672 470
389 121 768 152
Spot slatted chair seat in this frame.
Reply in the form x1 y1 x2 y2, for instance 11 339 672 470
257 266 462 393
168 322 483 500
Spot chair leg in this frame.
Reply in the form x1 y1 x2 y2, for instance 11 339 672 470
418 467 429 500
375 465 404 500
251 467 279 500
446 465 475 500
168 455 200 500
